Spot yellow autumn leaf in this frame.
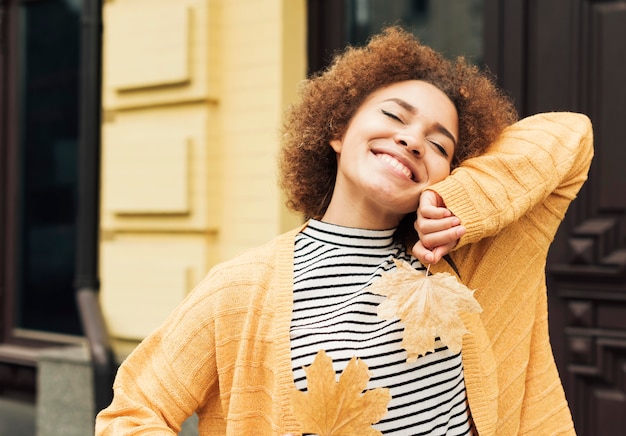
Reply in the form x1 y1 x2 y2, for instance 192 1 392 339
291 350 391 436
368 259 482 362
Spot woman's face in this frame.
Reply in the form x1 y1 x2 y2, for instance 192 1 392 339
322 80 458 229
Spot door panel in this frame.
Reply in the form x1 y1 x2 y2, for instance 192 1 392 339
472 1 626 434
521 1 626 434
591 3 626 214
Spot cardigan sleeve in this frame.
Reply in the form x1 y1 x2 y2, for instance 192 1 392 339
95 269 226 435
518 288 576 435
427 112 592 434
429 112 594 248
95 231 297 436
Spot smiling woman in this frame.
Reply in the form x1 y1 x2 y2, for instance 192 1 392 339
279 27 516 244
96 26 592 436
322 80 458 230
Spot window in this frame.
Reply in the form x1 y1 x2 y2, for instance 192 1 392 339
308 0 484 75
346 0 483 64
1 0 82 345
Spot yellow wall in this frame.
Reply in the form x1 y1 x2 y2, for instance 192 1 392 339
99 0 305 351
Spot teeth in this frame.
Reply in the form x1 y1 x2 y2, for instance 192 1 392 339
376 154 414 180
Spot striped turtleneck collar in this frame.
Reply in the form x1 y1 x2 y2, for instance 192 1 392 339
300 219 398 250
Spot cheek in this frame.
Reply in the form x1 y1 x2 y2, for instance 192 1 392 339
431 161 452 183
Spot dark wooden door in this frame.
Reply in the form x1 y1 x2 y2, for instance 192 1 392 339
307 0 626 432
485 1 626 434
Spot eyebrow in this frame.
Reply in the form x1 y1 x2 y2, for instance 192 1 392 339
383 97 458 147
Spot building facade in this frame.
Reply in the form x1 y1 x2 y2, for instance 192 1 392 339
98 0 306 354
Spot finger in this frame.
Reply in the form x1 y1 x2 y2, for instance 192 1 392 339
418 195 450 219
429 243 457 264
418 190 449 215
411 240 435 265
418 205 452 221
419 189 445 208
414 215 461 235
415 238 458 265
419 225 466 250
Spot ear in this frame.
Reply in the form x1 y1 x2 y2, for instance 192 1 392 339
329 138 343 153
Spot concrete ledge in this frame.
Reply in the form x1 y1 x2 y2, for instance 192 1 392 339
0 397 36 436
36 345 198 436
37 346 95 436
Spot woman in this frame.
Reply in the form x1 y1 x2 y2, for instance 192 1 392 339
96 27 593 435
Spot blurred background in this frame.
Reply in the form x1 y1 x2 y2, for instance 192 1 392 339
0 0 625 434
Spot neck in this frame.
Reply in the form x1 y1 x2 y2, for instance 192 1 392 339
321 198 402 230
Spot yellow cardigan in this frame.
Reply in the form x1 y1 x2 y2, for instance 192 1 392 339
96 112 593 435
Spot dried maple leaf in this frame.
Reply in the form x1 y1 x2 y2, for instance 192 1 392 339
368 259 482 362
291 350 391 436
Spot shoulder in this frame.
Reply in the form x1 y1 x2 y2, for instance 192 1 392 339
209 227 299 279
508 112 591 130
499 112 593 153
184 227 301 307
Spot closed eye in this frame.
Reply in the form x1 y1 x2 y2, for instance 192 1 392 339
381 109 403 123
428 140 449 157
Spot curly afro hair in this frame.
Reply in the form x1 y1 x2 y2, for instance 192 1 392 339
279 26 518 221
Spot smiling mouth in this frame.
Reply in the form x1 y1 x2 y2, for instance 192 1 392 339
375 153 415 181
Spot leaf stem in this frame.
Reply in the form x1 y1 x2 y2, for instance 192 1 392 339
426 264 431 276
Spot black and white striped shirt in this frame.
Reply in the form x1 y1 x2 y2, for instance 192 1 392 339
290 220 472 435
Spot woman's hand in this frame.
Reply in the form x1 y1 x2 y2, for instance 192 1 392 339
412 190 465 265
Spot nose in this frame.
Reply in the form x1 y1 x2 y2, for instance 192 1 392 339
395 130 425 157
